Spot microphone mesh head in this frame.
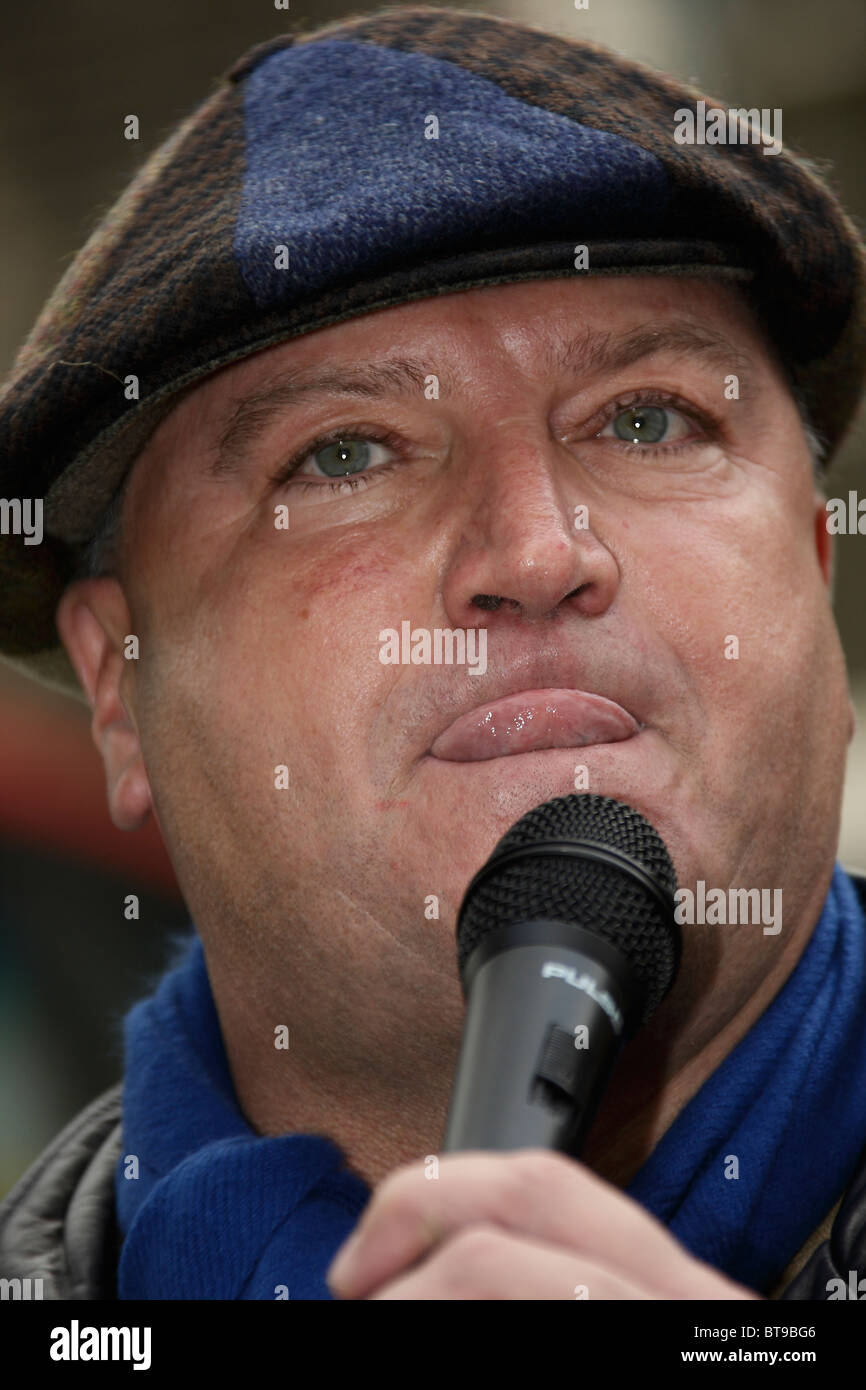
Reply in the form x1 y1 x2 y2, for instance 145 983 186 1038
456 794 680 1024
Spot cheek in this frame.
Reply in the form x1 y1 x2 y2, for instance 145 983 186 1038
269 514 432 629
299 546 402 606
231 530 428 732
627 505 822 702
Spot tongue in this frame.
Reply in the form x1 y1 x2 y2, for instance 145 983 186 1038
429 688 640 761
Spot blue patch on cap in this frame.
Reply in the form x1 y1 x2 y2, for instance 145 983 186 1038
234 39 670 308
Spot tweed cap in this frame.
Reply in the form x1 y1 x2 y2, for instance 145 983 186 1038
2 4 865 700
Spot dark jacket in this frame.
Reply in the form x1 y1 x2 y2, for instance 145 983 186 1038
3 875 866 1301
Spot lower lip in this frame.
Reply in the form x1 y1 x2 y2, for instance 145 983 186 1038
420 733 647 777
429 688 640 762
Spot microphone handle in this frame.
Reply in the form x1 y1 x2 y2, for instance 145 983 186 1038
441 921 645 1156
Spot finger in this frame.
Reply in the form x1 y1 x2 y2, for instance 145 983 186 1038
326 1149 756 1302
364 1224 657 1301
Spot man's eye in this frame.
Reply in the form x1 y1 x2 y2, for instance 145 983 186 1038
300 435 391 478
599 403 694 447
269 428 405 494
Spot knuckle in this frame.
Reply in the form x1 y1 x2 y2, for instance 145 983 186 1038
380 1184 425 1232
383 1155 431 1199
499 1148 576 1219
437 1224 505 1290
365 1162 425 1224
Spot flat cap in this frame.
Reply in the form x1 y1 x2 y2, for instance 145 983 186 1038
1 4 865 698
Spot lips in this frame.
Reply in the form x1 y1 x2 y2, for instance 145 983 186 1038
428 688 641 762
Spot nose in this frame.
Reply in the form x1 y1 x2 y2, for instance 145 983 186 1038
439 427 621 630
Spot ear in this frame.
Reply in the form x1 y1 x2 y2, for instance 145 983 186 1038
812 494 858 745
813 491 834 592
55 577 153 831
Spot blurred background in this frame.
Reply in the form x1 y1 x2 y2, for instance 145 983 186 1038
2 0 865 1198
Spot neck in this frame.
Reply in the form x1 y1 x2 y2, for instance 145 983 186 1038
205 873 825 1194
580 899 820 1188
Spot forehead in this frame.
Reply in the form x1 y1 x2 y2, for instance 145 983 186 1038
203 272 771 402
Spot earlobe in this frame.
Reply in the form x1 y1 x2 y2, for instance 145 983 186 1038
55 579 154 832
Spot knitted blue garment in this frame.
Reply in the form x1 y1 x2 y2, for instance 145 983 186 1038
114 934 370 1300
115 863 866 1299
626 862 866 1292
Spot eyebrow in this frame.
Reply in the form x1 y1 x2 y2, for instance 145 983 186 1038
209 319 757 478
544 320 756 385
211 358 437 478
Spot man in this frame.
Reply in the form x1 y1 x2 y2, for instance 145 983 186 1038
1 7 865 1301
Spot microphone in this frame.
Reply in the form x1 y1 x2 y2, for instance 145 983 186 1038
441 793 681 1157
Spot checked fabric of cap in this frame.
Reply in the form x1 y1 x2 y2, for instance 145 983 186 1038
1 4 865 699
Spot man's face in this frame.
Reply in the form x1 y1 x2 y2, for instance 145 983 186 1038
60 275 851 1051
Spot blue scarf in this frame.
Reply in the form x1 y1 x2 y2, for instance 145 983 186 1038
626 862 866 1290
115 862 866 1299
